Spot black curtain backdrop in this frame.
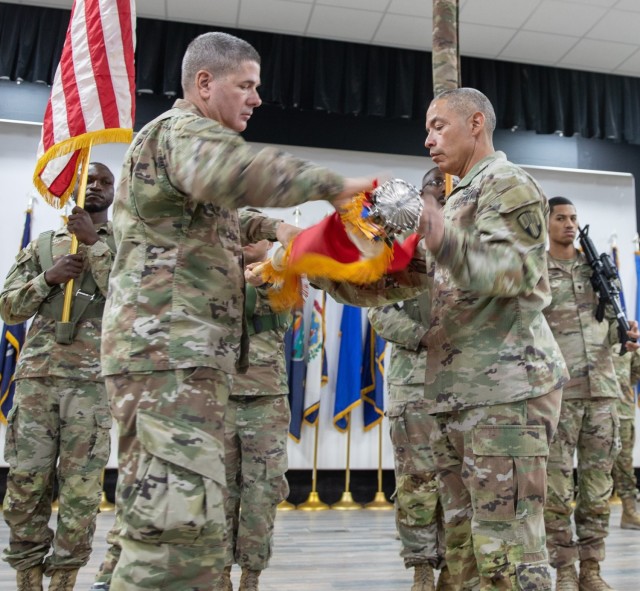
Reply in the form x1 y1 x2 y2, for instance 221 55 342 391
3 1 640 145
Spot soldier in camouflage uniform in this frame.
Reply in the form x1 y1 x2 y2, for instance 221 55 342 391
543 196 639 591
367 168 450 591
1 163 116 591
100 32 374 591
318 88 569 591
214 238 291 591
611 346 640 529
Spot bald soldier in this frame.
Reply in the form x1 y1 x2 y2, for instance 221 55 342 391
318 88 569 591
1 163 116 591
100 31 374 591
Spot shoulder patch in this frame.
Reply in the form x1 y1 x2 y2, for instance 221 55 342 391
516 210 543 239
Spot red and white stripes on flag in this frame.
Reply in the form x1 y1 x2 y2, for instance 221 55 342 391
33 0 136 208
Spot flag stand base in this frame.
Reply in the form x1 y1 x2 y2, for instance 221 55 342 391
277 499 297 511
99 492 115 512
297 491 330 511
610 492 622 505
331 492 361 510
364 491 393 510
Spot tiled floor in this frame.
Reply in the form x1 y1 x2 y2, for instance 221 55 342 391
1 503 639 590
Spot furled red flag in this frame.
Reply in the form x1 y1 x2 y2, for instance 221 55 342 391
303 288 328 426
33 0 136 207
284 305 307 442
361 320 386 431
333 305 363 432
1 207 33 424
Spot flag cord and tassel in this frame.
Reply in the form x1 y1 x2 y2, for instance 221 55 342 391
61 143 92 322
298 418 329 511
365 422 393 510
331 420 361 510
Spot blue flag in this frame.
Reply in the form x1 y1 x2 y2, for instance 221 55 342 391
333 305 362 432
284 306 306 442
361 320 386 431
1 208 32 424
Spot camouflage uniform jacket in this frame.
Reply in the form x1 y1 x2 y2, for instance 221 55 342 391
368 294 430 401
233 284 290 397
612 347 640 419
101 98 344 377
544 253 619 400
322 152 568 412
0 223 114 382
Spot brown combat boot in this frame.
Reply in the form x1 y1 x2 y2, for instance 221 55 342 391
435 565 455 591
555 564 579 591
16 565 44 591
620 496 640 530
48 568 79 591
239 568 260 591
213 565 233 591
411 563 435 591
579 559 615 591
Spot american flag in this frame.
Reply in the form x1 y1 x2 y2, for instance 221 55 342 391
33 0 136 207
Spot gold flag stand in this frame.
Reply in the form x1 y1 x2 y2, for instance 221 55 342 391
278 499 296 511
365 423 392 510
99 469 115 512
298 417 329 511
331 421 361 510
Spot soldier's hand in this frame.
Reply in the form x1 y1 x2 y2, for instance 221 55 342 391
67 206 99 245
419 195 445 253
44 254 85 286
245 263 266 287
276 222 302 247
333 175 381 211
626 320 640 351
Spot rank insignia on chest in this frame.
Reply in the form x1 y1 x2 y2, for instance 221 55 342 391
517 210 542 239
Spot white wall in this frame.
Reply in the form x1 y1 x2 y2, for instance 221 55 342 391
1 121 639 471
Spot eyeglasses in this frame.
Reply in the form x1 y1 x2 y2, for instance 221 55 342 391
424 179 445 187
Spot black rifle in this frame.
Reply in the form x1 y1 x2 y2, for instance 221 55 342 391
578 225 634 355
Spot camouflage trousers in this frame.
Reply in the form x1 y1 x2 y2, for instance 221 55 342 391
2 376 111 574
106 367 231 591
224 394 290 571
544 397 620 568
612 418 637 500
387 393 445 569
430 388 562 591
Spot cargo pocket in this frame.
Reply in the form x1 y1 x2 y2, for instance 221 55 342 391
471 425 549 522
122 410 226 546
85 407 113 473
516 561 552 591
4 403 19 467
265 453 289 504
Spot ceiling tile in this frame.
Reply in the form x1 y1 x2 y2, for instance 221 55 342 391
587 10 640 44
374 14 432 51
135 0 167 19
317 0 389 10
524 1 606 36
461 0 539 28
387 0 431 19
499 30 579 65
21 0 71 8
614 0 640 11
238 0 312 35
168 0 238 26
561 0 617 6
560 38 637 70
460 23 515 59
614 50 640 77
307 5 382 43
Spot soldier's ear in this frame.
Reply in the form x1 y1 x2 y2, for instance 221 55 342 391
470 111 485 137
195 70 214 97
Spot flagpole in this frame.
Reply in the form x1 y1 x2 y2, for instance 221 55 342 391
298 415 329 511
365 422 393 510
61 144 92 322
331 419 361 510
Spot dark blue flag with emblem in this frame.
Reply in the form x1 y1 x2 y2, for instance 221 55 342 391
1 207 32 424
361 320 386 431
333 305 362 432
284 305 306 442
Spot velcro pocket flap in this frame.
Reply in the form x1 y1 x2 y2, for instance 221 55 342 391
137 409 224 485
472 425 548 457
